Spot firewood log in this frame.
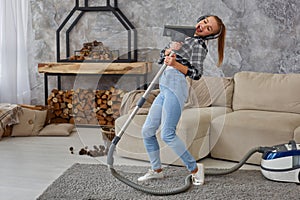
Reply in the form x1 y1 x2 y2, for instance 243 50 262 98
47 87 125 125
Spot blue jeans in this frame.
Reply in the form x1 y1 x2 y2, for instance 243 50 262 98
141 68 197 172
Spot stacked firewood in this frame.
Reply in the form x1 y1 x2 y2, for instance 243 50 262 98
94 88 124 126
72 89 98 125
47 87 125 126
47 89 74 124
69 40 117 61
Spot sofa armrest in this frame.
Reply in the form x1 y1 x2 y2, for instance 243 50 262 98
294 126 300 143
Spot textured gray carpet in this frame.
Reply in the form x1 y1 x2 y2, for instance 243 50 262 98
37 163 300 200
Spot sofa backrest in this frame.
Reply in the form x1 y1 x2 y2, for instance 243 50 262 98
233 71 300 114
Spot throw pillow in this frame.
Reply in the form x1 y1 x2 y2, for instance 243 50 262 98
38 123 74 136
11 108 47 136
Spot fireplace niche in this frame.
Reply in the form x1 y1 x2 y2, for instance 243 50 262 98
56 0 137 63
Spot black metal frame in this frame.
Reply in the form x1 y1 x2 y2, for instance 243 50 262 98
56 0 137 63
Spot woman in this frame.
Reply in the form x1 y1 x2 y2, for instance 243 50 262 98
138 15 226 185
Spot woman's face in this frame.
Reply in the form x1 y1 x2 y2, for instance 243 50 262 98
194 16 219 37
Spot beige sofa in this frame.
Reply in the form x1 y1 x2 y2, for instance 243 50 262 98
115 71 300 165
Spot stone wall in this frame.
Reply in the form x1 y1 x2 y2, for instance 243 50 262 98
29 0 300 104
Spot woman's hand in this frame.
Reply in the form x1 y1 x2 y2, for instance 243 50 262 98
164 54 176 66
164 53 188 75
164 49 172 56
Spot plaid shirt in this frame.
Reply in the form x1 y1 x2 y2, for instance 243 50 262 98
158 37 208 80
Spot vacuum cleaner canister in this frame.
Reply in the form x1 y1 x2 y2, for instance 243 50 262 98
261 140 300 183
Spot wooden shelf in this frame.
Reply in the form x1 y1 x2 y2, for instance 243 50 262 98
38 62 151 75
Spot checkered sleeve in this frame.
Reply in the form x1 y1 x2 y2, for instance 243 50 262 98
157 43 171 64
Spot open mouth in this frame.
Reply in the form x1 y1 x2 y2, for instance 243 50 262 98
196 24 202 33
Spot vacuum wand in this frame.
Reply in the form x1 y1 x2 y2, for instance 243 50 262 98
117 51 174 139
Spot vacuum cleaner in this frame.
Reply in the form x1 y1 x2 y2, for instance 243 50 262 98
261 140 300 183
106 25 300 195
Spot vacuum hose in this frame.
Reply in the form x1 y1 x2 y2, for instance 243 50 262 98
107 138 267 195
110 168 192 195
107 141 193 195
205 147 265 175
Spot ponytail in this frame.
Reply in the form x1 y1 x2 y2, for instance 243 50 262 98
212 16 226 67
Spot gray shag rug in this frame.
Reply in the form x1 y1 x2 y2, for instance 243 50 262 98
37 163 299 200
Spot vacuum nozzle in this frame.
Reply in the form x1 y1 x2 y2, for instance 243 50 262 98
163 25 196 42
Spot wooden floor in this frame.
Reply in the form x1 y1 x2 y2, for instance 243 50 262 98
0 127 258 200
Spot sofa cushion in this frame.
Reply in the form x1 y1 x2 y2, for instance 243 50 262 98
115 106 232 165
232 71 300 114
210 110 300 164
186 76 234 108
179 107 232 140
